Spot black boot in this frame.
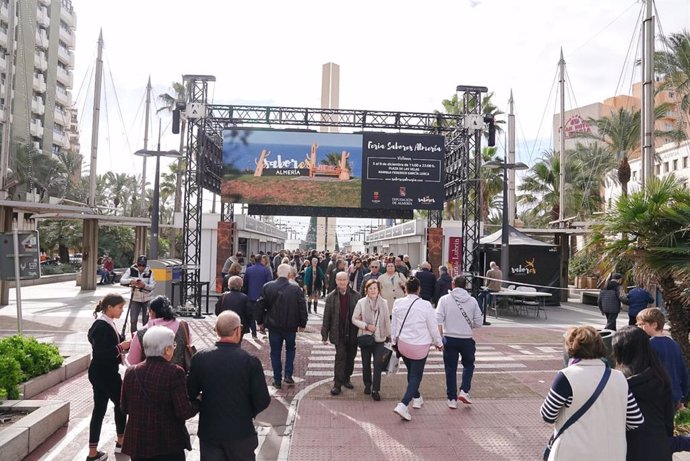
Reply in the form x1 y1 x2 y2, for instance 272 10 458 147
313 301 318 314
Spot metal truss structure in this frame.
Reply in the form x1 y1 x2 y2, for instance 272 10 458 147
181 79 487 312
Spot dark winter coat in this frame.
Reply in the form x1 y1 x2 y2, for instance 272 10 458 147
625 367 673 461
415 268 437 302
433 273 452 306
623 287 654 318
598 281 623 314
256 277 308 333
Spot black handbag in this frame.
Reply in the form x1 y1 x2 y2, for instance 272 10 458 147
357 309 379 348
543 365 611 460
357 333 376 348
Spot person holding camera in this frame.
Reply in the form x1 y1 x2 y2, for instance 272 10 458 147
120 255 156 334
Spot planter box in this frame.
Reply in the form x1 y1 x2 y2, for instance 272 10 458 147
19 352 90 399
585 276 598 289
575 277 586 289
0 400 69 461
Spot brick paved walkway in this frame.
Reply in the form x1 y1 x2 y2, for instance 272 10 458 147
5 283 688 460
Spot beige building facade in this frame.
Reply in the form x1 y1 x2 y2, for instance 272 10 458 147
3 0 76 156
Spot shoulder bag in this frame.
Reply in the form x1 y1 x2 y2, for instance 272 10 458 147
357 305 379 348
543 365 611 460
180 320 197 371
451 294 474 329
392 298 419 357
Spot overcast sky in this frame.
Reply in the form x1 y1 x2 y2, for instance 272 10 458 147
69 0 690 241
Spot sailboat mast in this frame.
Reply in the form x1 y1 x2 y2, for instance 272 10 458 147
88 30 104 207
558 49 566 226
641 0 655 187
141 77 151 202
507 90 516 226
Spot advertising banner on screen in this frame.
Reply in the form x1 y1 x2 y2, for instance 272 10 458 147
361 133 444 210
220 129 444 212
221 129 363 208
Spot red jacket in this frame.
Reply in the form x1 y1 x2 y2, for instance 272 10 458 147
120 357 198 458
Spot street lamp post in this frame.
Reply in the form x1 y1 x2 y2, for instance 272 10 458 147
134 145 182 260
484 159 529 287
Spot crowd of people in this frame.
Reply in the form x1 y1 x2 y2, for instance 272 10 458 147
84 250 689 461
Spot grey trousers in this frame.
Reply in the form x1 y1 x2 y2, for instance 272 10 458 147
129 300 149 333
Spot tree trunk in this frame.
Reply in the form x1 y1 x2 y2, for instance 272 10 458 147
662 276 690 369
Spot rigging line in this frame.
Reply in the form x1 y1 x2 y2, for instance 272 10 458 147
527 65 560 164
104 57 132 154
72 49 96 106
566 1 639 58
614 4 644 98
77 59 95 133
130 90 146 140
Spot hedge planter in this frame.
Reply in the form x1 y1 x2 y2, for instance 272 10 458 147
20 352 90 400
0 400 69 461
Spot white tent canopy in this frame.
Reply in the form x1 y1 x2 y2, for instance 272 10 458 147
479 226 554 247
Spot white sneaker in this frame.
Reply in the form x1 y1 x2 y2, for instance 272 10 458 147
447 399 458 409
393 402 412 421
458 390 473 404
412 395 424 409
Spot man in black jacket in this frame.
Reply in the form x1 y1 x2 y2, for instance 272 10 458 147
322 271 362 395
256 264 308 389
415 261 437 302
187 310 270 461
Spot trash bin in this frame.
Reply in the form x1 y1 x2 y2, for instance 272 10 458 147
562 328 615 367
149 259 183 300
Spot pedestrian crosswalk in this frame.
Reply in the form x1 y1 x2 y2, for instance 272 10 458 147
304 343 562 377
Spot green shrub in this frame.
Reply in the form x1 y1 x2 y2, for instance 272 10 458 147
0 355 22 400
0 335 64 399
569 251 599 279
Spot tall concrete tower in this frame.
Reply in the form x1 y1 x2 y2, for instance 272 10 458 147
316 62 339 252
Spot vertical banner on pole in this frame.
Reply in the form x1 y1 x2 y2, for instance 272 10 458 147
426 227 444 277
216 222 234 293
448 236 463 277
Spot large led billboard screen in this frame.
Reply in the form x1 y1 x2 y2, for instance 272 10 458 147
221 129 444 214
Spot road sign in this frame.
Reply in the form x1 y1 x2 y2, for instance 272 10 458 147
0 231 41 281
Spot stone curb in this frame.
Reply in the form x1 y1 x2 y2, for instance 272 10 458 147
20 352 91 399
0 400 70 461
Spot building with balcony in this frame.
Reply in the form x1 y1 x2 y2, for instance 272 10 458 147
552 81 689 155
2 0 77 163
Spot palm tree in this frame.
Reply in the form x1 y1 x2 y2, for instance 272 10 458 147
437 92 505 138
568 142 617 212
320 152 352 173
479 147 504 224
518 150 562 225
12 143 68 201
158 82 187 214
655 30 690 115
591 175 690 364
576 104 686 197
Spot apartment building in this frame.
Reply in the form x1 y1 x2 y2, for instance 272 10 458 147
552 82 688 155
2 0 77 157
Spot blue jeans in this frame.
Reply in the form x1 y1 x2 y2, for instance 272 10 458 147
401 355 427 405
443 336 476 400
268 329 296 383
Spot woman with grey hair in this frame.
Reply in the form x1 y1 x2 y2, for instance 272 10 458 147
120 326 199 460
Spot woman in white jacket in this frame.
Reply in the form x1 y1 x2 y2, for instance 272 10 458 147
390 277 443 421
352 279 391 401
